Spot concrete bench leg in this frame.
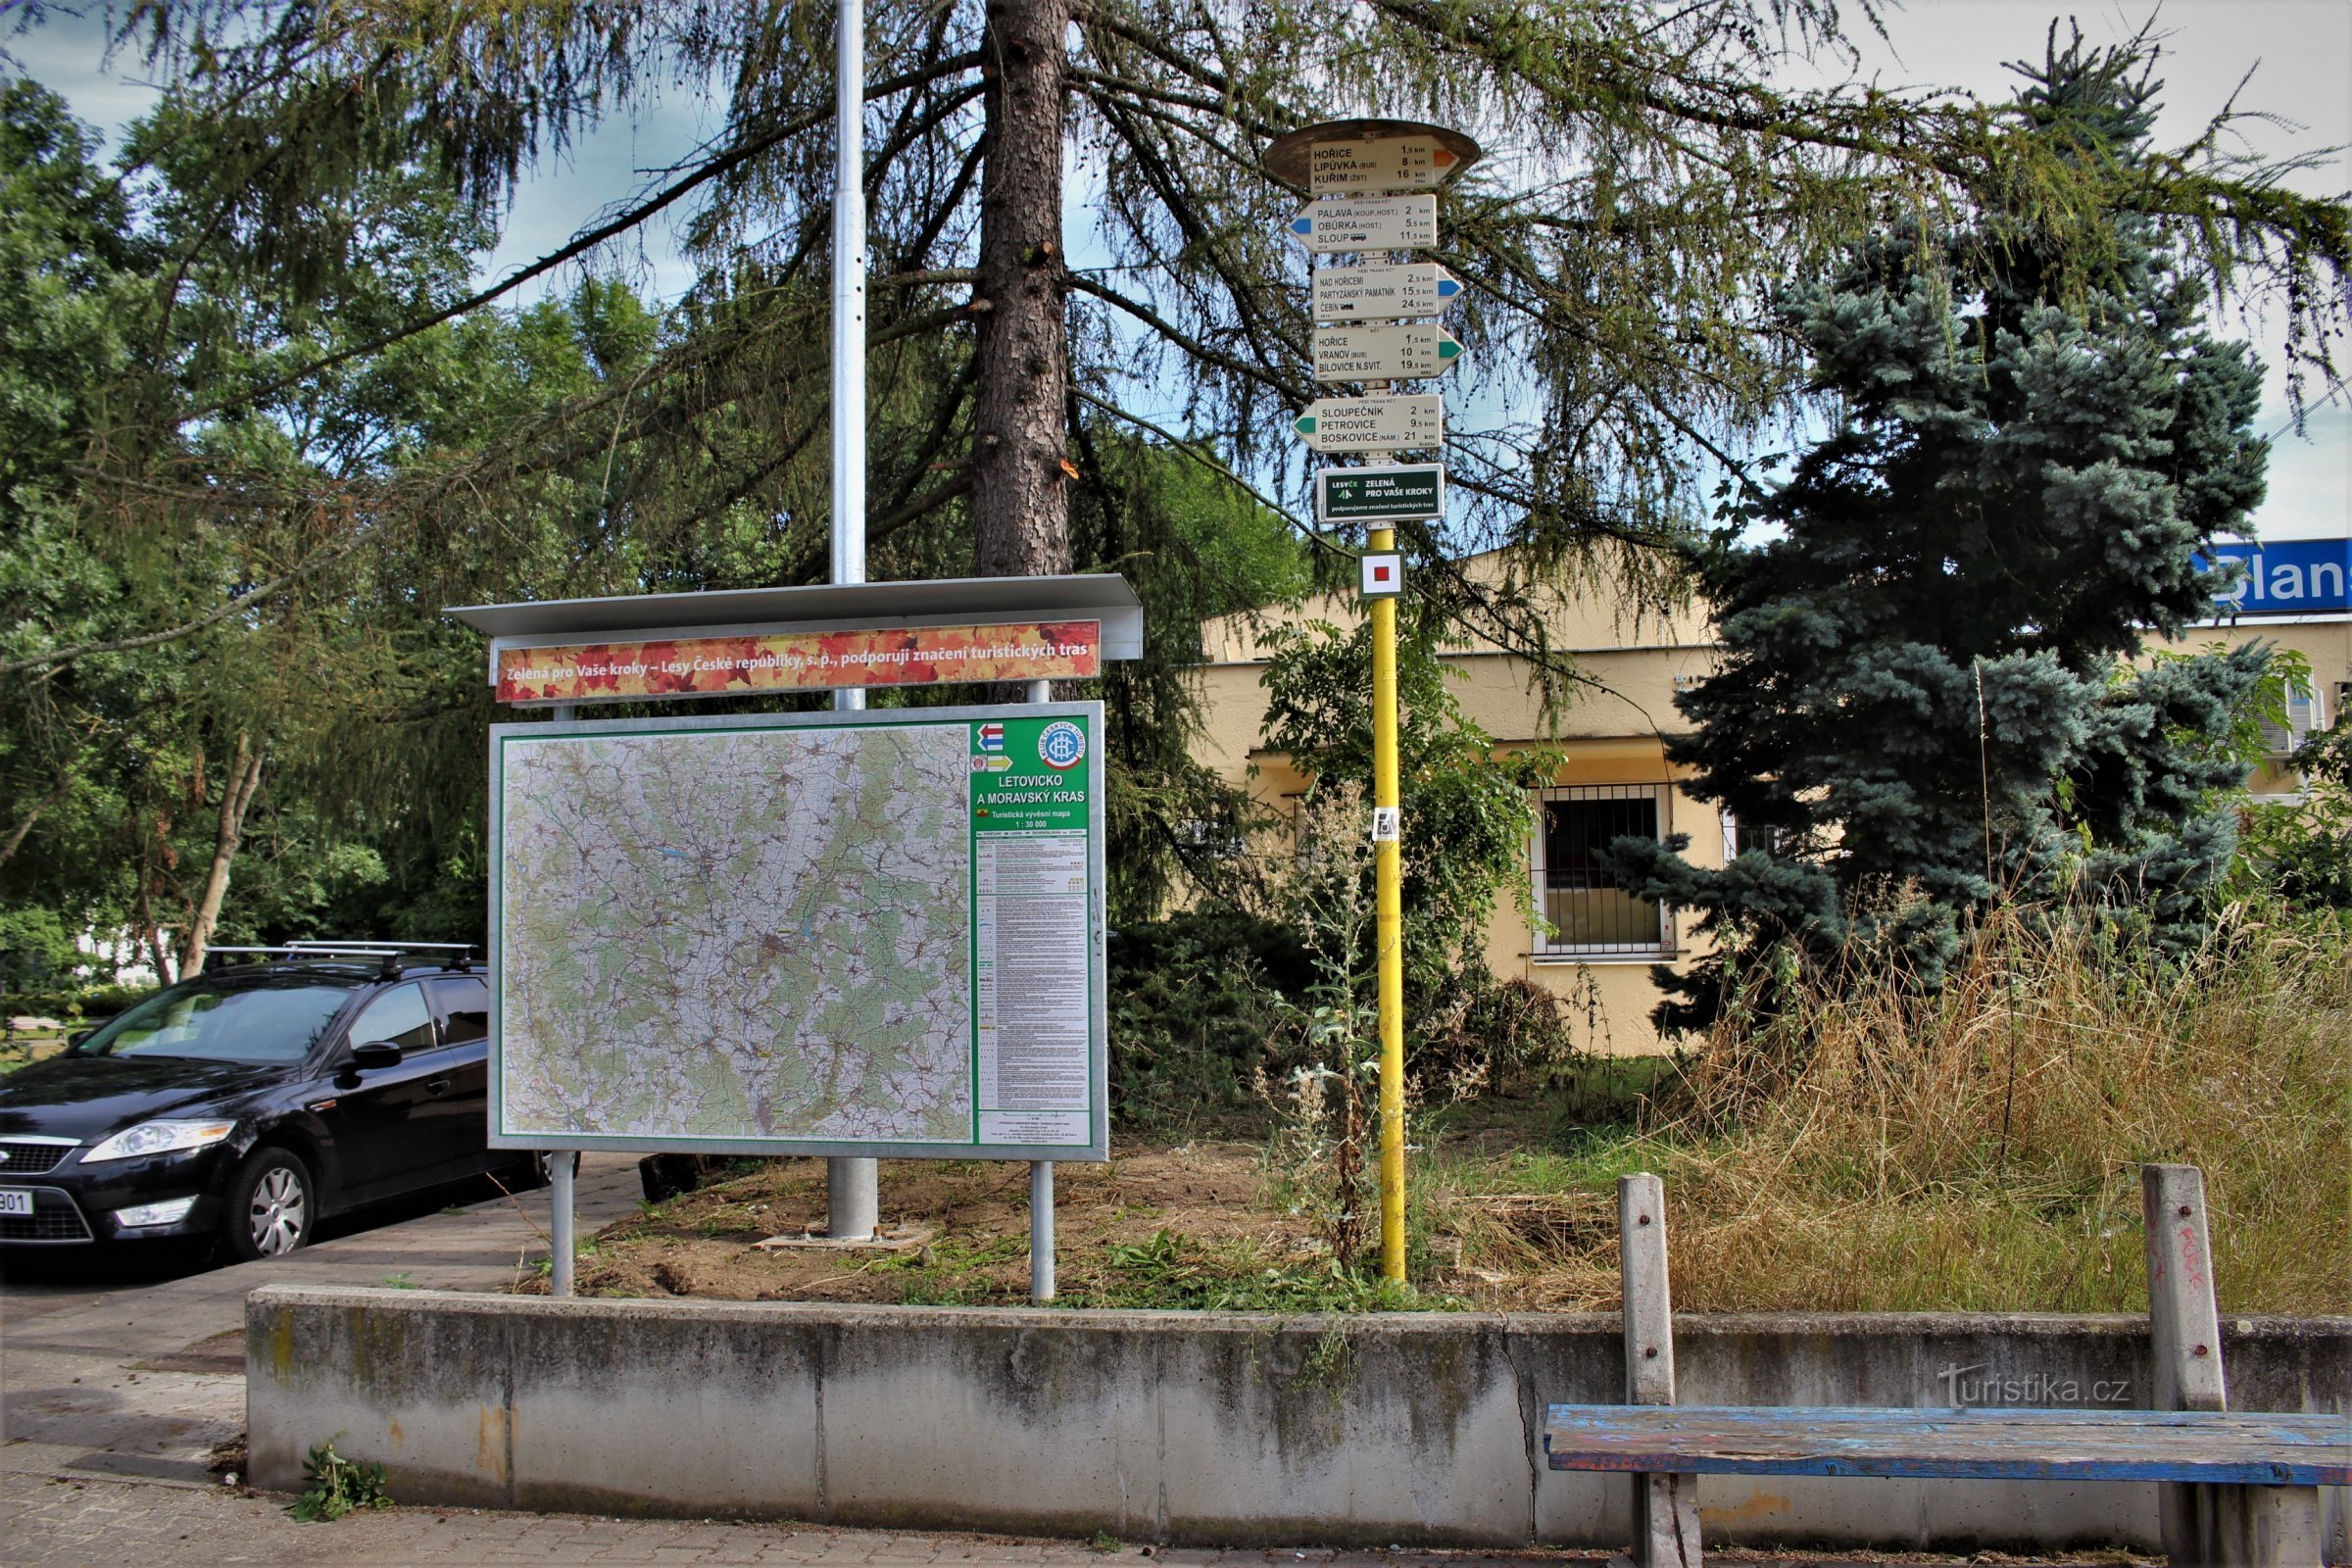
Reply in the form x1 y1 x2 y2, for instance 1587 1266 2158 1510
2167 1484 2326 1568
1621 1174 1702 1568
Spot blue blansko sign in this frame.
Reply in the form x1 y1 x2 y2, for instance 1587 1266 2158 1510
2194 537 2351 616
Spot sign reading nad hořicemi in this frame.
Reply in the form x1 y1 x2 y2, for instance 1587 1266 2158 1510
489 704 1108 1161
494 619 1102 705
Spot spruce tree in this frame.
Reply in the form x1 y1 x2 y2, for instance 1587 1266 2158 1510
1611 33 2275 1031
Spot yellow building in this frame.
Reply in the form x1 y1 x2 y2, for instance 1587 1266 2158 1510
1193 544 2349 1054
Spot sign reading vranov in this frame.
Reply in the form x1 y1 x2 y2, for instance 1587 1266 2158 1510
490 705 1108 1160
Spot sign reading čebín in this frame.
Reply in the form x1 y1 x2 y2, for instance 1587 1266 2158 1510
488 704 1107 1161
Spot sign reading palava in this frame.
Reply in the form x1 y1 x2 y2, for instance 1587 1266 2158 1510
494 619 1102 705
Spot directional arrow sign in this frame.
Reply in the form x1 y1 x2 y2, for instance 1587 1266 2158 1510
1313 323 1462 382
1288 194 1439 254
1306 136 1462 195
1294 395 1446 454
1312 262 1462 321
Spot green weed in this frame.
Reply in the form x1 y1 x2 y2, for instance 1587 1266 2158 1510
288 1441 391 1522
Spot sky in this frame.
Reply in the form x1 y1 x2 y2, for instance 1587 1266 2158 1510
9 0 2347 539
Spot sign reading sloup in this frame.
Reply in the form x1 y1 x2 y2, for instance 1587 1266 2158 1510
489 705 1107 1160
2195 538 2351 617
495 619 1102 705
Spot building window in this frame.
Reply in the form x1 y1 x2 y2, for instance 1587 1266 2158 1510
2261 675 2328 760
1530 785 1672 957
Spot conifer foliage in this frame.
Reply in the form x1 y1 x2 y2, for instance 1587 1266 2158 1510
1612 34 2277 1032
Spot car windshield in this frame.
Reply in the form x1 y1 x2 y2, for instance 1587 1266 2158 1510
73 976 354 1064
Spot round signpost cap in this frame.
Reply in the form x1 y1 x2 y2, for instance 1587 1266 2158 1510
1262 118 1484 193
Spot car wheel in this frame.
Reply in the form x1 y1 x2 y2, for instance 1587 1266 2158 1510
223 1147 314 1261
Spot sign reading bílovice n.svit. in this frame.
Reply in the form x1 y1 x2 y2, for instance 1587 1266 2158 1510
2195 538 2351 617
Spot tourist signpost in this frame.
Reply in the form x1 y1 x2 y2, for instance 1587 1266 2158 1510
1311 261 1462 320
1294 393 1446 454
1311 323 1462 382
1289 193 1440 252
1268 117 1479 1283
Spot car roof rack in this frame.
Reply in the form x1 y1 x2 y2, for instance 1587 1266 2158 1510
209 941 480 974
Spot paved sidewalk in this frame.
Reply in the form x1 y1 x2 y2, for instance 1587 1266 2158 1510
1 1156 646 1544
0 1470 1622 1567
0 1166 2152 1567
2 1470 2137 1568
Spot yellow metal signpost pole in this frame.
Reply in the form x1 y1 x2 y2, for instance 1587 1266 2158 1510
1268 118 1479 1287
1368 523 1407 1281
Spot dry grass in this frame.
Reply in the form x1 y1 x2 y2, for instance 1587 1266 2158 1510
569 905 2347 1316
1427 903 2352 1314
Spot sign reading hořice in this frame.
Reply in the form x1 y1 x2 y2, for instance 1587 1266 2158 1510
1311 323 1462 381
493 620 1102 706
1317 464 1445 524
1302 134 1462 194
2196 537 2352 616
491 704 1109 1161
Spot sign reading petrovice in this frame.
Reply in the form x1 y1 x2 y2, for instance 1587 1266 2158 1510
490 704 1106 1160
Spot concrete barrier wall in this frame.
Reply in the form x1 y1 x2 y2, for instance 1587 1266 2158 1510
246 1288 2351 1556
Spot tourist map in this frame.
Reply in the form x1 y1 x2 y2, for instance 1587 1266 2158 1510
491 709 1104 1157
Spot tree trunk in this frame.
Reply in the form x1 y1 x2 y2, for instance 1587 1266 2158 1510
970 0 1071 582
0 766 74 871
181 734 265 977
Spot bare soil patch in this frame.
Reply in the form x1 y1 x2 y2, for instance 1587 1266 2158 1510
557 1142 1337 1307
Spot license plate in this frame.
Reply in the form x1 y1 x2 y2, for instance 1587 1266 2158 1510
0 1190 31 1216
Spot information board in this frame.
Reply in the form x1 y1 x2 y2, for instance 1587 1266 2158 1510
488 704 1107 1160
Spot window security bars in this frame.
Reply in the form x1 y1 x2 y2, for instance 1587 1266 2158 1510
1530 784 1672 957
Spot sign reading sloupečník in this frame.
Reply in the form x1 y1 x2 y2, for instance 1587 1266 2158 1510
495 619 1102 705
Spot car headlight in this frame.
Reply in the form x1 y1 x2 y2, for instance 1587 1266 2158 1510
81 1119 237 1163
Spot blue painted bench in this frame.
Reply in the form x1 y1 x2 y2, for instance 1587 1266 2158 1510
1541 1403 2352 1485
1555 1168 2345 1566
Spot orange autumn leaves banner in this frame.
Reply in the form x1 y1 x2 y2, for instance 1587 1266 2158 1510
496 620 1102 705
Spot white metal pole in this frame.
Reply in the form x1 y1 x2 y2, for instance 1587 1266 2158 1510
549 1152 575 1297
826 0 880 1243
1024 677 1056 1301
549 701 579 1292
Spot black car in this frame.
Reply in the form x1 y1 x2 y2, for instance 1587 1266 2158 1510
0 948 535 1259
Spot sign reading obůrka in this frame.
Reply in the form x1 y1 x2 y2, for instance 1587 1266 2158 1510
494 619 1102 705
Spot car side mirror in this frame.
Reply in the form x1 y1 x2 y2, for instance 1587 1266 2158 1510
350 1040 404 1069
68 1028 94 1047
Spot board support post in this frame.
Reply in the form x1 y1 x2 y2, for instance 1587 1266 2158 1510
1620 1173 1702 1567
1026 674 1058 1301
550 1150 576 1297
547 698 581 1292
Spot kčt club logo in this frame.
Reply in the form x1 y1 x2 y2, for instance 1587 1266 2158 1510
1038 719 1087 771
